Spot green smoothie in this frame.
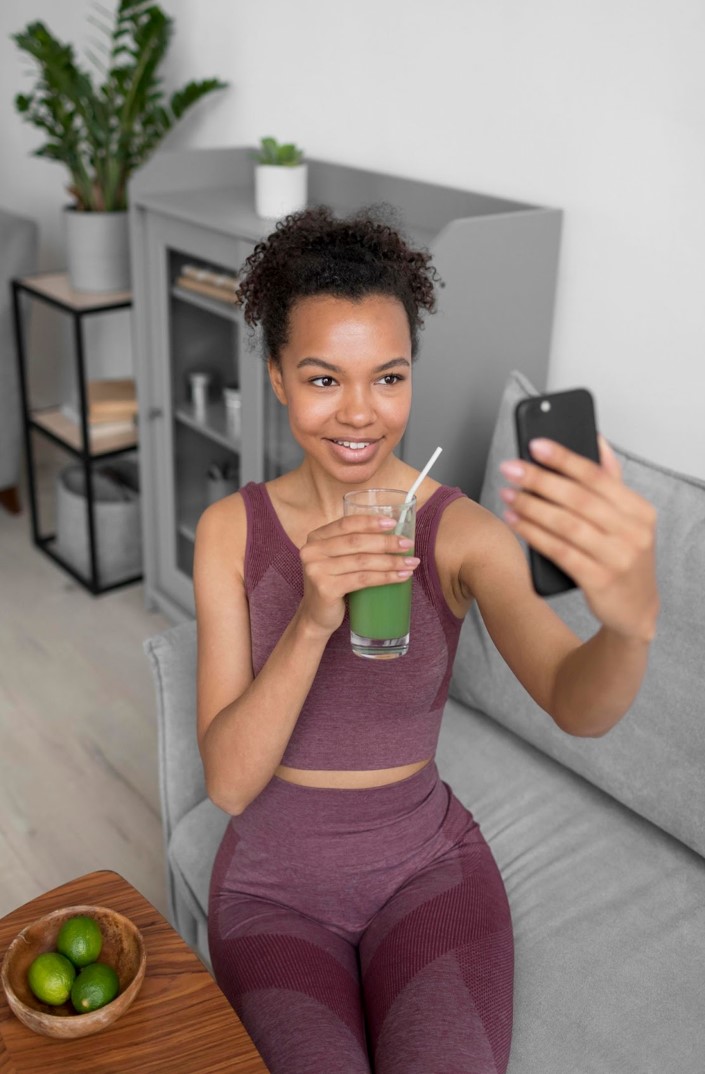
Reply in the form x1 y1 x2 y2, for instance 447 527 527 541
348 577 412 641
342 488 416 659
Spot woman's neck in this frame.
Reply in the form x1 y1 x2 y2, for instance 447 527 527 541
294 456 416 521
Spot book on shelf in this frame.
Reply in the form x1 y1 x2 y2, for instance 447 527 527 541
176 264 241 305
176 275 242 305
59 407 137 438
87 417 137 438
61 378 137 426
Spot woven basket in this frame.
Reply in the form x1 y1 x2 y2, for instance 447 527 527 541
55 460 141 585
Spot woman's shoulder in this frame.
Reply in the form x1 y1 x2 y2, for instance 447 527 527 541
432 490 517 611
194 488 249 576
436 489 508 547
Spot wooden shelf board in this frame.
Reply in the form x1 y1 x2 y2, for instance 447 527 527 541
32 407 138 456
18 272 131 312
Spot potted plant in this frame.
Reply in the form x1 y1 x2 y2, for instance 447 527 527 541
11 2 227 293
253 137 307 220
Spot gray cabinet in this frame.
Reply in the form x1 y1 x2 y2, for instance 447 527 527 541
129 147 561 621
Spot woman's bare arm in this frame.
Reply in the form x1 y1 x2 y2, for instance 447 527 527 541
195 496 330 814
453 435 658 737
194 494 420 814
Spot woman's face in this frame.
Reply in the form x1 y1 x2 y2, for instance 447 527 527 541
268 293 413 485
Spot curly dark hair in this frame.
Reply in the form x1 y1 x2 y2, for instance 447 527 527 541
238 204 441 364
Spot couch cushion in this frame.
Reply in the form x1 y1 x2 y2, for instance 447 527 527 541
169 699 705 1072
450 370 705 859
436 700 705 1073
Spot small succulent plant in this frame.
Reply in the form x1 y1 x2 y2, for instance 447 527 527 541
254 137 304 167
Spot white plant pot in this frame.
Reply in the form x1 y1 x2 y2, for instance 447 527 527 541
254 164 308 220
64 207 131 293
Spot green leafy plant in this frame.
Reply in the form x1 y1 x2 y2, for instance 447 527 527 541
254 137 304 167
11 1 228 212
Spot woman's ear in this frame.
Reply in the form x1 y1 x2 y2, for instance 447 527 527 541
268 358 288 405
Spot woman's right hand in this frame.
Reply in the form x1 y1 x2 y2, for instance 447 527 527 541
298 514 420 636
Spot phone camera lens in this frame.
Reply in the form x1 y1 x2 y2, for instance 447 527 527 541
540 400 551 413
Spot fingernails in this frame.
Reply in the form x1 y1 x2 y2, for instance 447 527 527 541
397 569 413 579
403 556 420 567
398 537 414 550
499 461 524 480
499 487 516 504
504 509 519 524
529 438 552 459
379 517 396 529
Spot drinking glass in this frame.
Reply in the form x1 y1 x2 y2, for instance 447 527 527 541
342 488 416 659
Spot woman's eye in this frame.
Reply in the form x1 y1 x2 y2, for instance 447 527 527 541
310 376 337 387
378 373 404 385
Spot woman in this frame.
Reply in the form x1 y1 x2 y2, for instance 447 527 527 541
195 206 658 1074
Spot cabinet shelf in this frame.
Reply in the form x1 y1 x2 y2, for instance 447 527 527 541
171 283 243 323
175 402 241 452
31 406 138 457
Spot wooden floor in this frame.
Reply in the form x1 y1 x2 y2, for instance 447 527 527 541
0 477 173 921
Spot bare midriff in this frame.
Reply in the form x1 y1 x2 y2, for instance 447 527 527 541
275 757 432 789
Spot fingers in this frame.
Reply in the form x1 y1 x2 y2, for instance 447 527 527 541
502 510 615 591
501 438 652 525
305 527 414 560
301 518 419 593
597 434 622 479
302 547 418 607
499 437 658 598
501 488 638 574
307 513 399 542
304 547 419 579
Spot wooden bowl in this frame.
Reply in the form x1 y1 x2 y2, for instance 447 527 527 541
1 904 146 1039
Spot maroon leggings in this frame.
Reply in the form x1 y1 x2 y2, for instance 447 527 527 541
208 762 513 1074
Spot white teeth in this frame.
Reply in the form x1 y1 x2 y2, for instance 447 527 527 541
334 440 371 450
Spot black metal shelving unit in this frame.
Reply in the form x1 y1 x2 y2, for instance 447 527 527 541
11 272 141 595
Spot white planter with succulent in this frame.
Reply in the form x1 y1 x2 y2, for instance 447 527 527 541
12 2 227 293
254 138 307 220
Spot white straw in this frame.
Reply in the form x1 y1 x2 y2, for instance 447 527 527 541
405 445 443 503
394 445 443 535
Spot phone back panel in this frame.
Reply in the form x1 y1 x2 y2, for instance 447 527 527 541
514 388 599 597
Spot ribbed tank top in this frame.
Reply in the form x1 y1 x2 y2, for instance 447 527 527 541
241 481 466 770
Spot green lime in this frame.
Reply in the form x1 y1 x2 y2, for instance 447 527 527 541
27 951 76 1006
70 962 120 1013
56 914 103 968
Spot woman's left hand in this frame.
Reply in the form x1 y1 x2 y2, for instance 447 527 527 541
499 435 660 642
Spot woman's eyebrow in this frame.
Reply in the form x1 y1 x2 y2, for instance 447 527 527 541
296 357 411 372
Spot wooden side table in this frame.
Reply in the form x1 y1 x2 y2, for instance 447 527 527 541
0 870 269 1073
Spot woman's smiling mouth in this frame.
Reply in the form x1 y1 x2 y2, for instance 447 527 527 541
326 438 381 463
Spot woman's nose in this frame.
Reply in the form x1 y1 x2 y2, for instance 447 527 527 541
337 387 375 427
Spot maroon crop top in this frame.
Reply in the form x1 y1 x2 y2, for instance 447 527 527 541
241 481 466 770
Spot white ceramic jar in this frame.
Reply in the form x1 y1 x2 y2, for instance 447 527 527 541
254 164 308 220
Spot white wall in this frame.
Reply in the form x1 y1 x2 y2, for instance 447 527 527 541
3 0 704 475
2 0 137 403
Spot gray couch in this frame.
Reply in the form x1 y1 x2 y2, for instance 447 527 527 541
0 208 39 512
144 370 705 1073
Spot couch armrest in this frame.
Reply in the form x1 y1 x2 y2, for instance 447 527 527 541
143 620 205 845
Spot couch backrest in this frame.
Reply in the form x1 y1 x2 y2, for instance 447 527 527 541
450 371 705 859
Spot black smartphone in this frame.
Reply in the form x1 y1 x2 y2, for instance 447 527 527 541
514 388 600 597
